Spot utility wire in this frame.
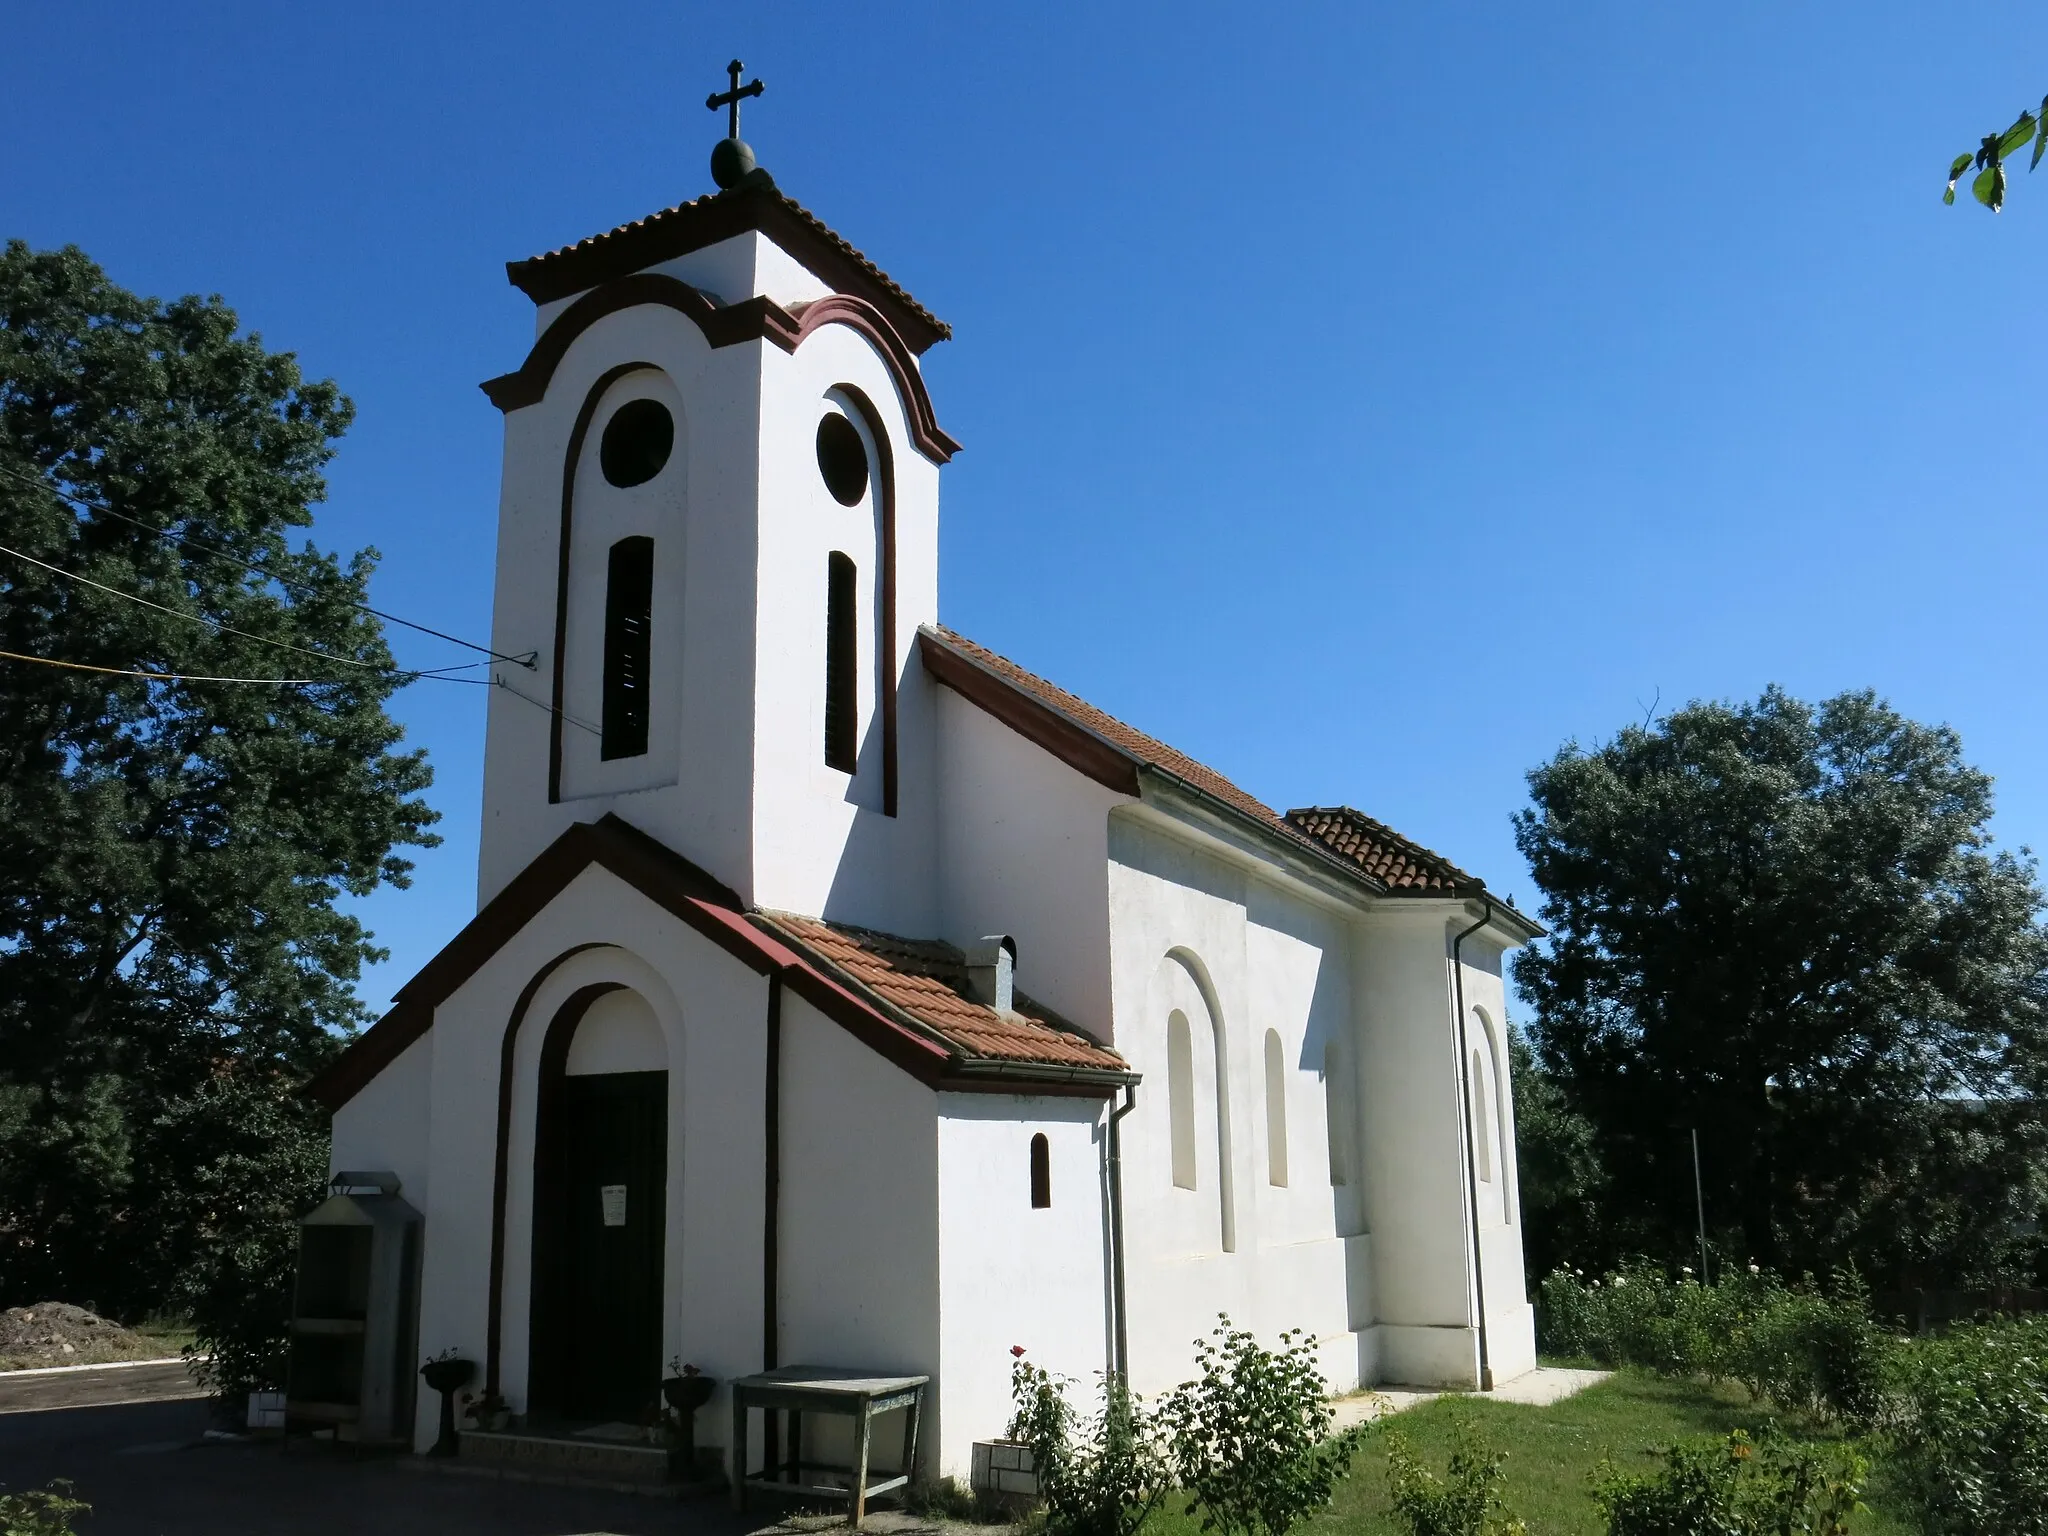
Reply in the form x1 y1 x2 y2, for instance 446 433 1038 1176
0 540 436 680
0 647 458 687
492 671 601 738
0 461 537 670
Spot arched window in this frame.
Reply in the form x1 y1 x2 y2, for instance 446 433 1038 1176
600 536 653 760
1263 1029 1289 1187
1029 1133 1051 1208
1324 1039 1349 1187
1167 1009 1197 1190
824 551 857 772
1472 1048 1494 1183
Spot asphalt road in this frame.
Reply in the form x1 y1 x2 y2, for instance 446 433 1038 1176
0 1395 763 1536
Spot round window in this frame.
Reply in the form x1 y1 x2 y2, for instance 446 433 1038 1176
816 412 869 506
599 398 674 488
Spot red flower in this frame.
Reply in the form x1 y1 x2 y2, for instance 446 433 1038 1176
1010 1345 1027 1357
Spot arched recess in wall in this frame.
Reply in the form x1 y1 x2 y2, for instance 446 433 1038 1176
1165 946 1235 1252
820 385 897 815
1473 1006 1513 1225
550 363 686 804
1263 1029 1289 1187
530 981 669 1422
1167 1011 1197 1190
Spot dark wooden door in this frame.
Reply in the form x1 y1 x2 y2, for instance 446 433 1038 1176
529 1069 667 1424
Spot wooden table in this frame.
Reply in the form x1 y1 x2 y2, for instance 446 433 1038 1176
729 1367 929 1525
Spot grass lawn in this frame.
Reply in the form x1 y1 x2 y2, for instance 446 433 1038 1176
1149 1369 1915 1536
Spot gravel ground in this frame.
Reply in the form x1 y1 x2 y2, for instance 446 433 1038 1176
0 1303 180 1371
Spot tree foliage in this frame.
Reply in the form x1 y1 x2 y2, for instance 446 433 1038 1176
1513 686 2048 1284
0 240 438 1318
1505 1027 1607 1286
1945 99 2046 211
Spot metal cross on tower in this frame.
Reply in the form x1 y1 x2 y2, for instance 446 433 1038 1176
706 59 764 140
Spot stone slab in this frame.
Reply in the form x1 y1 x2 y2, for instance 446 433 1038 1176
460 1426 671 1486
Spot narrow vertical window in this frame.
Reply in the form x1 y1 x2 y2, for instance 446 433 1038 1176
1324 1040 1349 1186
601 536 653 761
1167 1010 1196 1190
1029 1133 1051 1209
1472 1048 1493 1183
824 551 857 772
1263 1029 1289 1187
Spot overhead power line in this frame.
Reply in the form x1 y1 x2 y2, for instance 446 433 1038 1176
0 541 426 679
0 461 536 671
0 647 486 687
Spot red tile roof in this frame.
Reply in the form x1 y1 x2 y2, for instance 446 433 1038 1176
1282 806 1480 895
756 913 1125 1072
506 184 949 354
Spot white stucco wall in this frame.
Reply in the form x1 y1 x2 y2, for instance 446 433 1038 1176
775 992 941 1477
745 318 944 935
329 1031 433 1209
936 1095 1110 1475
1106 809 1366 1399
935 689 1128 1036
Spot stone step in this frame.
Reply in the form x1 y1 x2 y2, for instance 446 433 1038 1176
458 1426 673 1487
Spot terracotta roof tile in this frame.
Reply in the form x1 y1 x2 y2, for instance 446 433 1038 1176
1282 806 1480 895
757 913 1126 1072
508 186 949 350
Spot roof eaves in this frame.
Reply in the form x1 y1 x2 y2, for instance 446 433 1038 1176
1132 765 1395 903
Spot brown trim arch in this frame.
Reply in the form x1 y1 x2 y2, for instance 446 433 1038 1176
485 943 612 1394
480 274 959 465
789 295 961 464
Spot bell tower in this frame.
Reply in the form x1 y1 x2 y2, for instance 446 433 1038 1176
472 67 959 932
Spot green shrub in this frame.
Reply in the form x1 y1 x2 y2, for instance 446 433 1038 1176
1592 1430 1862 1536
0 1482 89 1536
1009 1356 1168 1536
1383 1412 1527 1536
1885 1315 2048 1536
1725 1275 1894 1428
1161 1318 1369 1536
1537 1264 1895 1426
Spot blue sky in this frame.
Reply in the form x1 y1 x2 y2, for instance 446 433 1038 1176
9 3 2048 1016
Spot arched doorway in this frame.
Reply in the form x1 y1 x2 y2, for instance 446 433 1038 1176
528 985 668 1424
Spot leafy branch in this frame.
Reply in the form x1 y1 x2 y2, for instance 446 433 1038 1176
1945 99 2046 210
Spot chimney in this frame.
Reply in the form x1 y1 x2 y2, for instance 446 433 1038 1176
965 936 1016 1013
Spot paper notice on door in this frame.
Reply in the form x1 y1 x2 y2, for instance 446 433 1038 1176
600 1184 627 1227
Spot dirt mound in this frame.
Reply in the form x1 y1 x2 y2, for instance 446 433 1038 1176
0 1302 160 1369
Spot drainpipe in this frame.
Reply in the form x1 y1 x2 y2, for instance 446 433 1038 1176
1106 1083 1138 1379
1451 896 1495 1391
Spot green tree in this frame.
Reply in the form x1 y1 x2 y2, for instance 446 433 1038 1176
1513 687 2048 1284
0 240 438 1321
1505 1028 1610 1285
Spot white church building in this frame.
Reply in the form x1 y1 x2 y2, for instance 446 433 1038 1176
311 117 1543 1475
